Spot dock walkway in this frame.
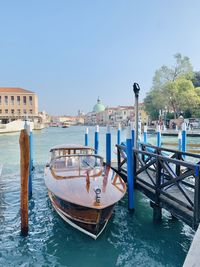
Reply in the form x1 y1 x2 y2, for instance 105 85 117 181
112 143 200 230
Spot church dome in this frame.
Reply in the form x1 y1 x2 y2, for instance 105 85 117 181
93 97 105 113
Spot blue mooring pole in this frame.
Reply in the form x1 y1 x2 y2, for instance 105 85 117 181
106 125 111 165
29 129 33 198
94 125 99 154
130 122 135 148
157 124 161 147
138 119 142 143
24 119 33 199
182 122 186 155
126 126 134 210
178 130 182 151
117 123 121 145
143 125 147 143
85 127 89 146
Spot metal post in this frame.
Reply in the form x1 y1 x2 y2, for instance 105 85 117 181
106 125 111 165
117 123 121 145
133 83 140 148
157 124 161 147
85 127 89 146
144 125 147 143
126 126 134 210
182 122 186 155
94 125 99 154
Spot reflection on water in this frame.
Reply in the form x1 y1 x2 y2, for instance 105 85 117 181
0 127 195 267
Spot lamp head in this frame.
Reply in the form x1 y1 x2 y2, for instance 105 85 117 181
133 83 140 97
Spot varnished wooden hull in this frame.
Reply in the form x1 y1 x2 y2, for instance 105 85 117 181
49 192 114 239
45 145 126 239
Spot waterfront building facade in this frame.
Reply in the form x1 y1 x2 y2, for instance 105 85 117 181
0 87 38 122
84 98 147 126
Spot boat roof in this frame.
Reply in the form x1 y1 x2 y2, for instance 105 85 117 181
50 144 94 152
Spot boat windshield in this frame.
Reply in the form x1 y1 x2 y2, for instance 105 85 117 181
50 155 103 179
51 148 93 160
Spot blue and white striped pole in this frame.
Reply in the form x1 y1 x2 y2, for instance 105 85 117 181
157 124 161 147
29 128 33 198
85 127 89 146
94 125 99 154
106 125 111 165
143 125 147 143
126 126 134 210
130 122 135 148
178 130 182 151
117 123 121 145
182 122 187 155
24 119 33 199
138 119 142 143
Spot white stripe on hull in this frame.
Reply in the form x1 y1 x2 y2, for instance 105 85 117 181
50 197 108 239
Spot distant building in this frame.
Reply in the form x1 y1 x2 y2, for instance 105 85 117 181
93 97 105 113
84 98 147 126
84 97 106 125
58 115 84 125
0 87 38 122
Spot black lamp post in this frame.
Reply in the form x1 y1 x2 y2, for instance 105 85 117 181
133 83 140 147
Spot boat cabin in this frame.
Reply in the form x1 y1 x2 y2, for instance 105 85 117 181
49 144 103 178
50 144 94 160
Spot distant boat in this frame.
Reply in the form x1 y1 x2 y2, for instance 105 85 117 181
62 122 70 128
50 122 59 127
44 144 126 239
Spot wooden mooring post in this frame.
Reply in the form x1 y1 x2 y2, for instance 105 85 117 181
19 129 30 236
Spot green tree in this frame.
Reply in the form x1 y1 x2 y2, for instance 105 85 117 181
144 53 196 119
152 53 193 90
162 78 199 118
191 71 200 88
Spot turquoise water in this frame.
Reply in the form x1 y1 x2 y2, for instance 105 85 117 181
0 126 195 267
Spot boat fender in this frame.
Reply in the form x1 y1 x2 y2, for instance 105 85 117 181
94 187 101 203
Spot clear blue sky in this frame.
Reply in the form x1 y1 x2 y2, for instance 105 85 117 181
0 0 200 115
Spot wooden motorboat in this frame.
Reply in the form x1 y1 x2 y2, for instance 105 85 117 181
44 144 126 239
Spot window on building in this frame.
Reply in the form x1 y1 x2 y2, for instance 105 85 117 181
30 109 33 114
0 109 2 114
17 109 21 114
11 109 14 114
0 96 1 104
29 96 33 105
17 96 20 105
23 109 27 114
23 96 26 105
5 109 8 114
5 96 8 105
11 96 14 105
